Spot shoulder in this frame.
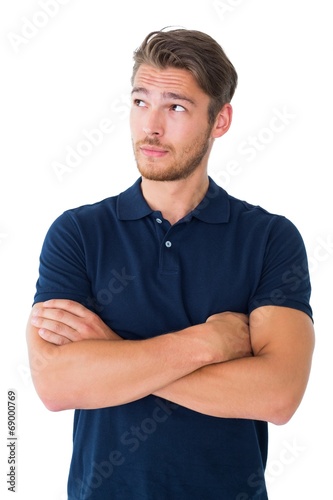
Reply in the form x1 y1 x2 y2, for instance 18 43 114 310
209 180 308 267
52 178 146 231
66 194 118 221
225 190 301 243
37 196 120 261
209 176 288 227
228 191 281 221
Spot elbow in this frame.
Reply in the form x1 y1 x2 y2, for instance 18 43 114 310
39 379 74 412
41 394 67 413
40 391 72 412
32 374 71 412
28 351 75 412
34 385 66 412
269 409 294 426
266 393 302 426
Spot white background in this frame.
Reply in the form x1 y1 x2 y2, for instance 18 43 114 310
0 0 332 498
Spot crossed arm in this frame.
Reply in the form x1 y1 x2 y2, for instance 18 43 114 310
26 299 314 425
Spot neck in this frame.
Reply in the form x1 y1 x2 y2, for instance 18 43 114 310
141 169 210 225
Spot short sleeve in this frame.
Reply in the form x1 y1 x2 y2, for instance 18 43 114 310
248 216 313 320
33 211 92 307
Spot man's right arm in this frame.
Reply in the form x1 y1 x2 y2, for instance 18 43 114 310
27 301 251 412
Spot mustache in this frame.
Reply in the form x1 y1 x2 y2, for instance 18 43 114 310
136 137 174 151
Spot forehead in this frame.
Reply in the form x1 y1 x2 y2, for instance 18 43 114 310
133 64 208 99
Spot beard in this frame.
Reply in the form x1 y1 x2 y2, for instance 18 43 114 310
132 125 213 182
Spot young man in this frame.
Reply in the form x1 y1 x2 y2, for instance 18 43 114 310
27 29 315 499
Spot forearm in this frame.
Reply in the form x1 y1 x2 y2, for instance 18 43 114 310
154 355 281 423
155 308 315 425
27 323 216 411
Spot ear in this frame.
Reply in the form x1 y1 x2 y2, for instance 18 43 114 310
211 104 233 139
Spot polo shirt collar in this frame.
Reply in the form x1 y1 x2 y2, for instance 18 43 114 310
117 177 230 223
117 178 153 220
191 177 230 223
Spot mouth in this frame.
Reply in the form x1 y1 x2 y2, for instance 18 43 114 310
139 146 169 158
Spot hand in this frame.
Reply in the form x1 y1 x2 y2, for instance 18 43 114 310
205 311 252 363
31 299 122 345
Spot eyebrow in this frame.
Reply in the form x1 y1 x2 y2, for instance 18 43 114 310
131 87 196 106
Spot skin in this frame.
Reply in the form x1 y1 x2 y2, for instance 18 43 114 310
131 65 215 183
26 64 315 423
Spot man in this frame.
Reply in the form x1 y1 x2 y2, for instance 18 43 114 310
26 28 315 499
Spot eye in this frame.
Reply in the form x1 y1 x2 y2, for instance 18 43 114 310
171 104 186 112
134 99 146 107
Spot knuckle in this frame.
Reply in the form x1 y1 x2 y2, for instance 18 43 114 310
52 321 64 334
80 323 91 338
87 310 98 323
58 336 69 346
52 309 66 322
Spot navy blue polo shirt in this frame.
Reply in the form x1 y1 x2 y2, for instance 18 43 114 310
34 177 312 499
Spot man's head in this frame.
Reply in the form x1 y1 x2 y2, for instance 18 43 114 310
132 28 238 126
130 28 237 182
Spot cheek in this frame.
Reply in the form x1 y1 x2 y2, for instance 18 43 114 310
175 126 204 147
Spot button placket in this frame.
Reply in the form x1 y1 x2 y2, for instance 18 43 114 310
159 223 183 274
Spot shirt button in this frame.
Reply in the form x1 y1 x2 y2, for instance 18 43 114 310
156 218 163 224
165 241 172 248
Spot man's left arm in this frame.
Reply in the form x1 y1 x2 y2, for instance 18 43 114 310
155 305 314 425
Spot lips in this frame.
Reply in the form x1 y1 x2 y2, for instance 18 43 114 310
140 145 169 158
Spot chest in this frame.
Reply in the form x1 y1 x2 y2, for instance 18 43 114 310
87 218 264 338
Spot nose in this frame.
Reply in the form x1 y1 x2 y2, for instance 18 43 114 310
143 109 164 137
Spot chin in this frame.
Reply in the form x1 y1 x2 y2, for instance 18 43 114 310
136 163 174 182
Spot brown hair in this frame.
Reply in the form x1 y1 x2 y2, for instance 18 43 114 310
132 28 238 125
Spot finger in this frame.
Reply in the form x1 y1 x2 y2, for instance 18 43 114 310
38 328 72 346
42 299 89 318
32 306 85 333
31 315 78 342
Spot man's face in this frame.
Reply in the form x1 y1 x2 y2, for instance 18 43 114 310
130 64 214 182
